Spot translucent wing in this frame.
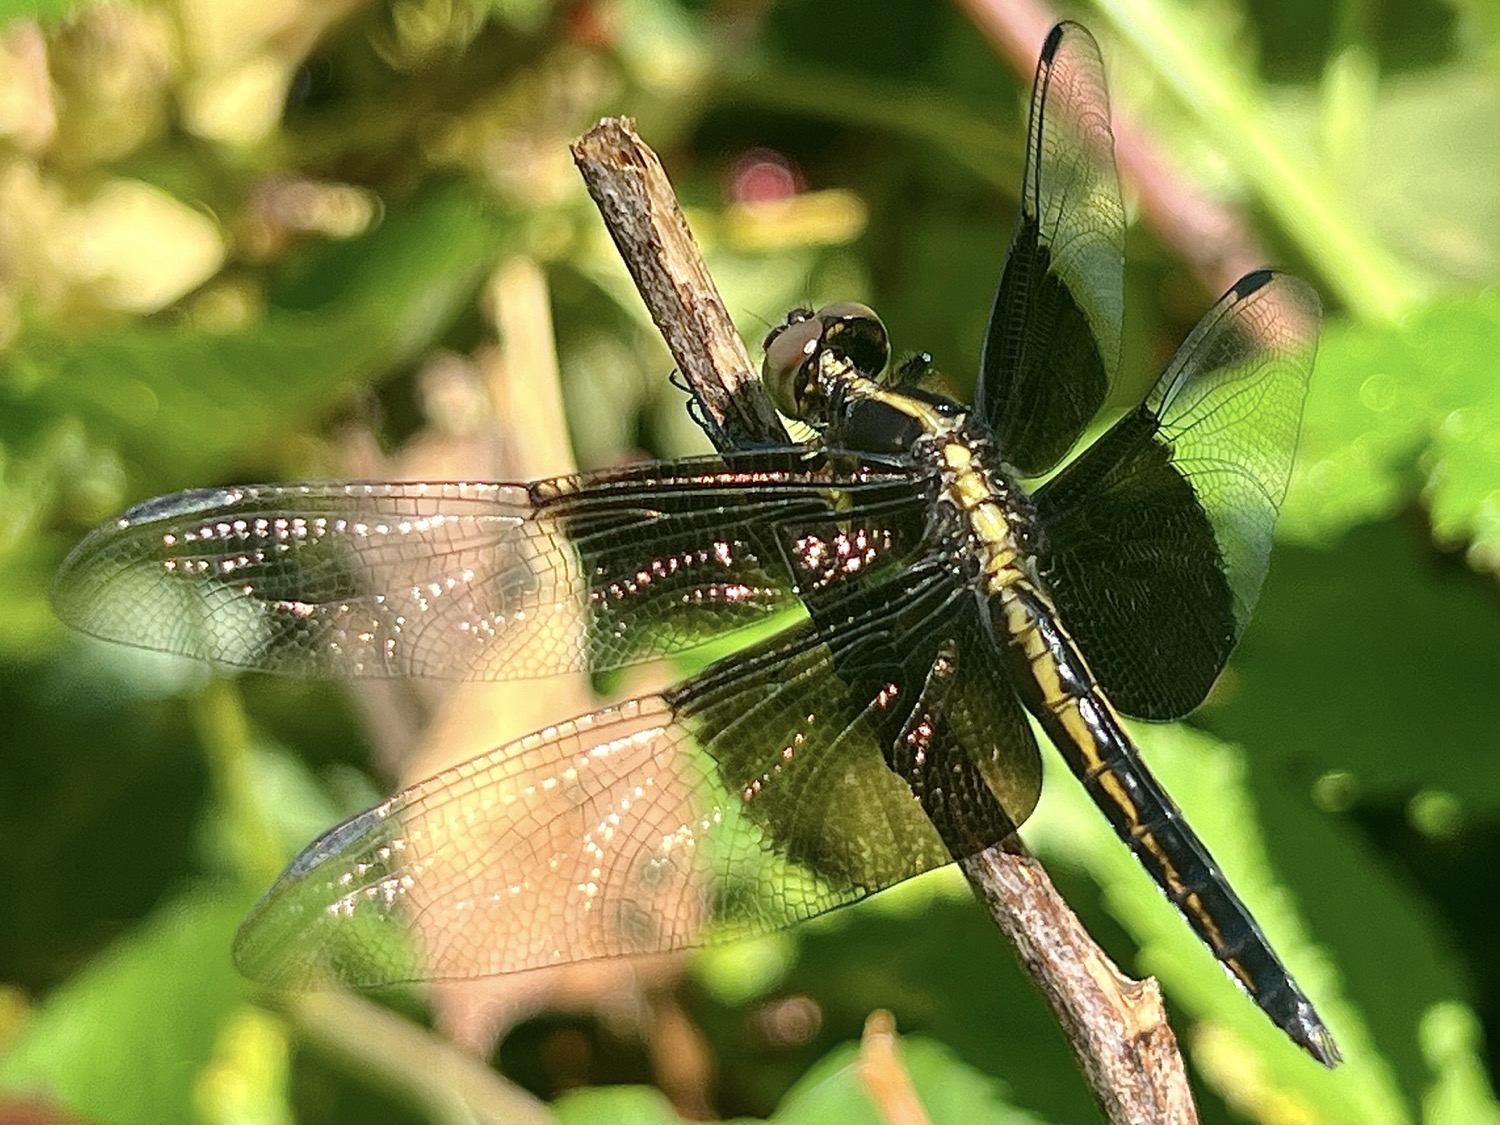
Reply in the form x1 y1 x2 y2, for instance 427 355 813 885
975 20 1126 476
53 451 933 681
232 560 1041 986
1034 271 1320 719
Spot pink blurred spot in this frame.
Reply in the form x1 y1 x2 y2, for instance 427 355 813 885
727 149 805 203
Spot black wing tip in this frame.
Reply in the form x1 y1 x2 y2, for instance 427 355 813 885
1042 20 1097 60
1040 22 1069 62
1229 267 1321 303
1226 268 1325 330
117 485 251 526
1233 268 1278 297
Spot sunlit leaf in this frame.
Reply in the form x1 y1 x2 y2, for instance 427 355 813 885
0 889 265 1124
1285 293 1500 572
1212 522 1500 808
554 1084 687 1124
6 187 509 492
1027 715 1494 1122
770 1033 1037 1124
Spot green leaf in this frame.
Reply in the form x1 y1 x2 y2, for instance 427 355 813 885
1284 293 1500 570
1418 1002 1500 1122
1093 0 1431 320
0 0 87 24
1354 68 1500 283
1027 727 1397 1122
554 1084 687 1124
1211 522 1500 809
1241 760 1498 1125
7 186 510 492
769 873 1099 1123
0 886 278 1124
1026 712 1497 1122
770 1032 1037 1123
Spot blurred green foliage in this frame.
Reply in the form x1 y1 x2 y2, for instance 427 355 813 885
2 0 1499 1122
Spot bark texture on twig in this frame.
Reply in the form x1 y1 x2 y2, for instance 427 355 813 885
571 118 789 449
964 841 1198 1124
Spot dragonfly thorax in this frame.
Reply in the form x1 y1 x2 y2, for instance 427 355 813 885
930 429 1045 597
762 302 1042 586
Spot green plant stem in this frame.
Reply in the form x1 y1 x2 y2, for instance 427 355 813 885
286 991 554 1124
192 677 284 887
1092 0 1432 321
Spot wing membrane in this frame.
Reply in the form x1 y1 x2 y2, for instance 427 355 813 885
975 20 1125 475
53 451 933 681
232 560 1041 987
682 560 1040 884
1034 271 1320 719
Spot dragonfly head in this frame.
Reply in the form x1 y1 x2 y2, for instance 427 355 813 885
762 302 889 424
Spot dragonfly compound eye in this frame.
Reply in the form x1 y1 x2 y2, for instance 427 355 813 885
761 308 824 420
762 303 890 422
812 302 889 379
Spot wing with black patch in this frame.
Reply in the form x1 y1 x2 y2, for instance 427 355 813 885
1033 271 1320 719
231 559 1042 987
52 450 934 682
975 20 1125 476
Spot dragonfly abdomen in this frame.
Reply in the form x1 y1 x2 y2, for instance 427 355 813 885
988 580 1341 1066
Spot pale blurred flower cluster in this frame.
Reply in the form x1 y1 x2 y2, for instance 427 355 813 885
0 0 640 349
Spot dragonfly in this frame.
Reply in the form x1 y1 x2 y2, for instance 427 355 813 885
53 21 1336 1066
